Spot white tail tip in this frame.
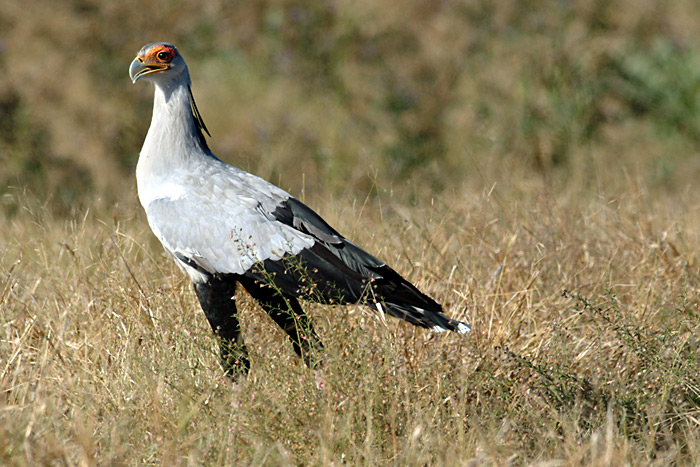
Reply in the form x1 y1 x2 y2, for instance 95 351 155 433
431 322 472 334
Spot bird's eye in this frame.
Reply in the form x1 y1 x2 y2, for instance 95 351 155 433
157 51 172 62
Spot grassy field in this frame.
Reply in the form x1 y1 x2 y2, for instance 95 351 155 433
2 0 700 465
3 181 700 465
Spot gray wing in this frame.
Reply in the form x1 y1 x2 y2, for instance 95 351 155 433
143 171 316 280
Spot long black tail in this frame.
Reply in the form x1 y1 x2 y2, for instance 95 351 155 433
245 242 471 334
368 263 472 334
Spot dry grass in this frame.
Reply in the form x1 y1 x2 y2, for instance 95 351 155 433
2 178 699 465
2 0 700 464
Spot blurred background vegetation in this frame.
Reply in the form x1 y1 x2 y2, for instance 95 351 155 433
2 0 700 213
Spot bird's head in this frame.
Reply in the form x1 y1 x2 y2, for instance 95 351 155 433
129 42 188 85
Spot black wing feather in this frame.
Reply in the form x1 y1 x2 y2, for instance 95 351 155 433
244 196 468 332
271 198 344 245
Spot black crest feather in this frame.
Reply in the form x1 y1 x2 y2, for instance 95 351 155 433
188 85 211 150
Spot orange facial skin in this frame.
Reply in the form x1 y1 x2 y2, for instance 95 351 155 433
129 43 179 82
140 43 177 65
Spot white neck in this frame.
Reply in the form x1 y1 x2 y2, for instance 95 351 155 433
136 73 209 207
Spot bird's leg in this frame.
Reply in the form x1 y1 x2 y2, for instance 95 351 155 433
238 277 324 369
193 277 250 378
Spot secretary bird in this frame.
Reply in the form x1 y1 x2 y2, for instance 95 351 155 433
129 42 470 378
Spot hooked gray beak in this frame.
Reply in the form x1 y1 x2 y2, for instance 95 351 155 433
129 57 168 83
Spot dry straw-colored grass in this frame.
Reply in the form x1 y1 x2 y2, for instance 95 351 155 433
2 178 699 464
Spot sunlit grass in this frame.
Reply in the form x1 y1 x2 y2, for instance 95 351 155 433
2 178 699 464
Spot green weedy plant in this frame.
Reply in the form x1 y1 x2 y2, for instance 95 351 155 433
248 256 331 369
498 289 700 458
573 290 699 444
